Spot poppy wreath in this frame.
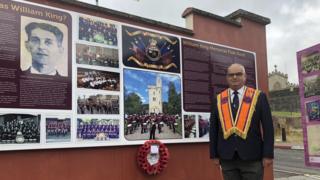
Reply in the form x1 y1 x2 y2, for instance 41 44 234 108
137 140 170 175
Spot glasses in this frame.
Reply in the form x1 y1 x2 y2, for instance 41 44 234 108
227 72 244 78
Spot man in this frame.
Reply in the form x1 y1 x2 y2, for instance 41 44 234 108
149 119 156 140
209 63 274 180
24 22 64 75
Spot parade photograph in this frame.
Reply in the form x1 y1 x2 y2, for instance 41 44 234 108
46 117 71 143
303 75 320 98
124 68 182 140
0 114 40 144
184 114 196 138
77 93 119 114
79 16 118 46
198 114 210 138
301 51 320 74
77 67 120 91
77 118 119 141
76 43 119 68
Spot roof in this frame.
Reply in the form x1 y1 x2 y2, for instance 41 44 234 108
54 0 194 35
226 9 271 25
182 7 270 26
52 1 270 34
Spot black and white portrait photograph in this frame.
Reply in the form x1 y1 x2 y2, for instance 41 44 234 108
20 16 68 76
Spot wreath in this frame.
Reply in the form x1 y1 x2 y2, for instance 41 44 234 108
137 140 170 175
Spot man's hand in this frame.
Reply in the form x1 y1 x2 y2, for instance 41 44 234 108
213 158 220 165
263 158 273 167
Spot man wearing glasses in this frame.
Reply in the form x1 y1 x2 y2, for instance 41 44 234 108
209 63 274 180
24 22 64 76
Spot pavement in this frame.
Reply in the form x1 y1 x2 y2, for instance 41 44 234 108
274 143 320 180
276 175 320 180
125 123 182 140
275 142 304 150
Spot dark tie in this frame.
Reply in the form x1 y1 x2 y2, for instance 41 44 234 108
232 91 239 119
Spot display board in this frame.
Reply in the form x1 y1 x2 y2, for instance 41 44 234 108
0 0 256 151
182 39 256 112
297 44 320 167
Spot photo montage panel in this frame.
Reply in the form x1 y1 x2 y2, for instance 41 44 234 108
122 26 180 73
297 44 320 166
123 69 182 140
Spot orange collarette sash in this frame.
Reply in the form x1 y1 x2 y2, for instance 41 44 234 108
217 87 260 140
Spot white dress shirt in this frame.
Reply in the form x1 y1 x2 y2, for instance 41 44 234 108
229 86 245 104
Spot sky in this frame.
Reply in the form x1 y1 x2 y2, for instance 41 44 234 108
124 69 181 104
78 0 320 84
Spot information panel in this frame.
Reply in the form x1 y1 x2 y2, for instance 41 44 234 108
297 44 320 167
182 39 256 112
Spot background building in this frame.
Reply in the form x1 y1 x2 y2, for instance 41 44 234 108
268 65 300 112
148 76 163 114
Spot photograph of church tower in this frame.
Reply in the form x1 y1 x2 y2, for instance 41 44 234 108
123 69 182 140
148 76 163 114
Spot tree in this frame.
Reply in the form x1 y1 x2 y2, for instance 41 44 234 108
167 82 181 115
124 92 143 115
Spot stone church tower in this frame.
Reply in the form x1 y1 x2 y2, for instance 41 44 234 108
268 65 291 91
268 65 300 112
148 76 163 114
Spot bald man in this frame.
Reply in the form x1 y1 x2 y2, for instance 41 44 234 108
209 63 274 180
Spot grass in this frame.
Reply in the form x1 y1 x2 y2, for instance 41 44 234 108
272 111 301 118
275 129 303 145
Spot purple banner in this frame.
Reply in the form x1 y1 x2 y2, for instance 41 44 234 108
297 43 320 167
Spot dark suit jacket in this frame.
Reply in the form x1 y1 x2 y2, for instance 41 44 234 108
209 90 274 161
24 67 62 77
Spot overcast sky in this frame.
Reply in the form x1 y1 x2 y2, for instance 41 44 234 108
79 0 320 84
